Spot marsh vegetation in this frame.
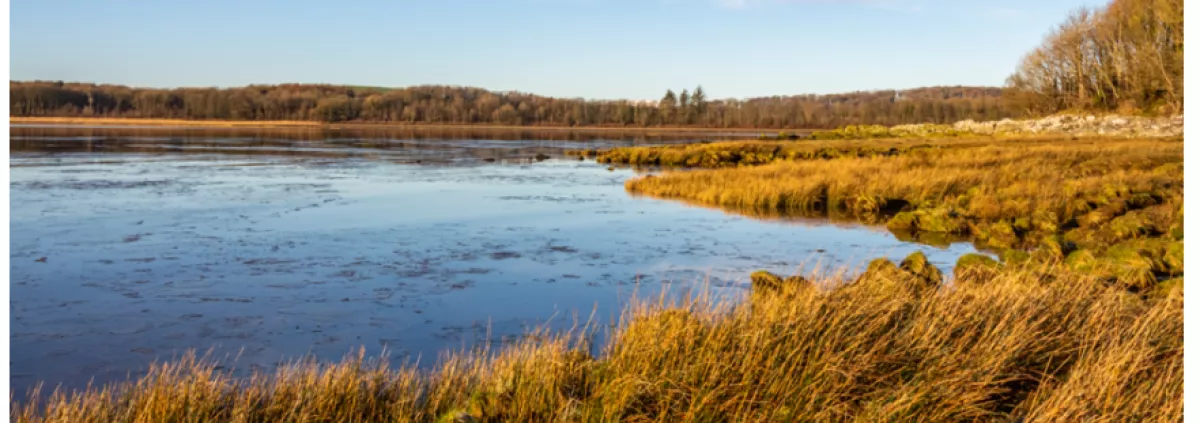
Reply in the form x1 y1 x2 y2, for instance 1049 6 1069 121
12 263 1180 422
8 0 1184 420
611 136 1182 293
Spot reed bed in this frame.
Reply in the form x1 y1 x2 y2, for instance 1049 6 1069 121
12 264 1181 422
13 136 1182 421
569 138 978 168
620 137 1182 291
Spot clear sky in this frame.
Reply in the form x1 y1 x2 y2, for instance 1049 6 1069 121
11 0 1107 100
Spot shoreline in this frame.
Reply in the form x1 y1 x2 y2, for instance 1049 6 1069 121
8 116 802 135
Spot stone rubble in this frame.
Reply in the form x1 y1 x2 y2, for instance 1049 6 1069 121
947 114 1183 138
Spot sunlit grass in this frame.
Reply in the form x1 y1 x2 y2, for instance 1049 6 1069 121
11 134 1183 422
574 137 1072 168
12 265 1181 422
616 136 1182 291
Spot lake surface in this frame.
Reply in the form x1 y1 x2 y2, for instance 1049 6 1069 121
9 127 984 395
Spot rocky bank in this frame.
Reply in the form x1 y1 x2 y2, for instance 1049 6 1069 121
813 114 1183 139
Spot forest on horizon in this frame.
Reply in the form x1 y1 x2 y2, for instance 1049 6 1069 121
10 82 1009 129
8 0 1180 129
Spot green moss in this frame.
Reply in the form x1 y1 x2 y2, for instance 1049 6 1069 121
900 251 945 287
892 231 957 248
783 275 809 286
886 212 918 231
1103 212 1151 242
1065 249 1097 272
1105 238 1179 277
1064 227 1101 251
1151 277 1183 298
854 256 943 297
887 208 966 235
954 253 1001 283
1033 235 1073 263
984 222 1020 249
1032 210 1060 233
1080 203 1127 228
856 258 904 285
1068 198 1093 216
1101 243 1157 290
916 209 966 233
750 270 784 293
956 253 1000 270
1126 192 1157 209
1165 241 1183 275
954 194 971 208
1002 249 1032 265
865 258 898 275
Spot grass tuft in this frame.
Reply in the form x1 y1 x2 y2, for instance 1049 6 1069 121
11 266 1181 422
611 136 1182 289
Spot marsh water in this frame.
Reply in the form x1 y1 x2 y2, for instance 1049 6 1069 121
10 126 985 394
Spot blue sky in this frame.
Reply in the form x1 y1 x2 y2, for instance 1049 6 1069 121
11 0 1107 100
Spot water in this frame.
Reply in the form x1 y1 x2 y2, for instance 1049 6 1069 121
9 128 984 394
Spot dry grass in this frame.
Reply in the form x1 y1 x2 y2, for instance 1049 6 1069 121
575 137 1091 168
11 265 1181 422
620 136 1182 290
11 134 1182 421
573 138 976 168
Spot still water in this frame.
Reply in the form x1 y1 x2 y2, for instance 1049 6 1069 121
9 127 983 394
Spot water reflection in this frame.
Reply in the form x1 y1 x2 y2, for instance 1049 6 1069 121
9 129 983 396
11 124 763 142
10 125 746 165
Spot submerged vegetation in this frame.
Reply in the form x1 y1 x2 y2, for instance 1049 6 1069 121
12 264 1181 422
614 136 1182 292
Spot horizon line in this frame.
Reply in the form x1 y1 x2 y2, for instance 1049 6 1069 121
10 79 1007 102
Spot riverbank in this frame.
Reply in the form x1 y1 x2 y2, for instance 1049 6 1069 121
597 136 1183 293
10 131 1182 422
8 116 796 136
12 264 1180 422
809 114 1183 139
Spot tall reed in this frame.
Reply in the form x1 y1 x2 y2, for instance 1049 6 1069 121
13 266 1182 422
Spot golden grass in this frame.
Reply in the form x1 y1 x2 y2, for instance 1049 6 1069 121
11 266 1181 422
574 138 963 168
576 136 1108 168
10 133 1182 421
618 136 1182 290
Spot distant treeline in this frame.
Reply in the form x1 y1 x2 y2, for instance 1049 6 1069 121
1006 0 1181 115
10 0 1178 127
9 81 1010 129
